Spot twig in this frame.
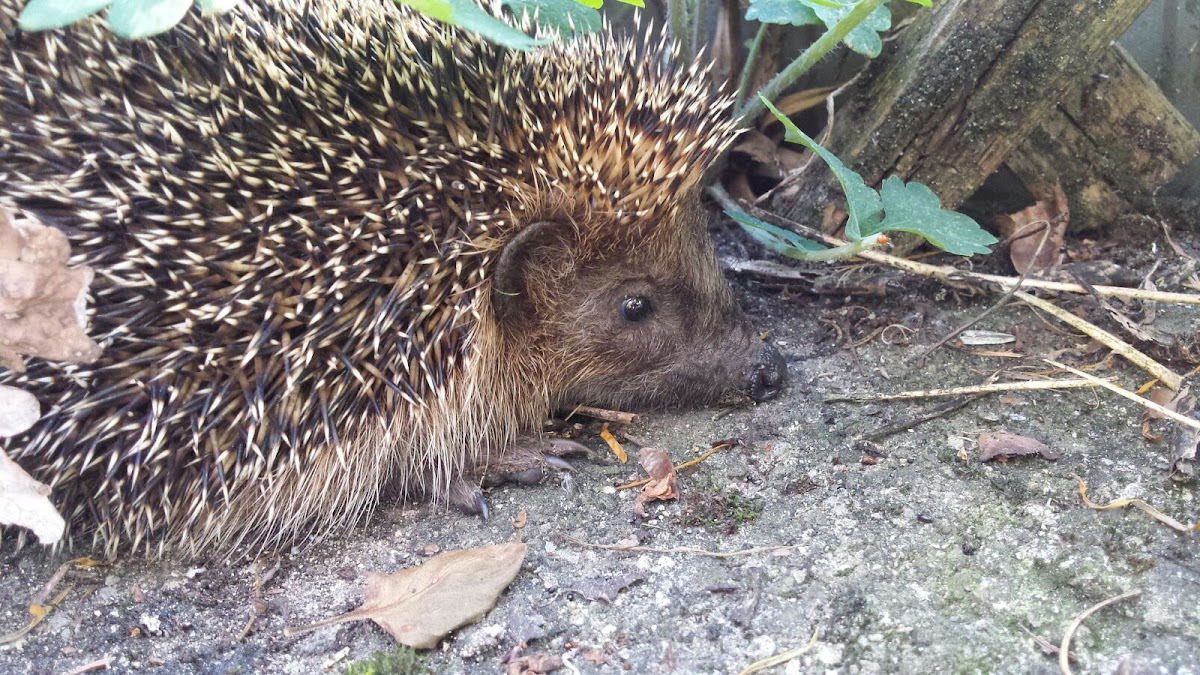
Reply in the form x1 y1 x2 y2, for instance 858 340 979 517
563 405 639 425
1017 292 1182 390
739 627 821 675
63 657 112 675
858 395 986 442
1045 360 1199 430
562 535 794 558
826 378 1102 403
1058 589 1141 675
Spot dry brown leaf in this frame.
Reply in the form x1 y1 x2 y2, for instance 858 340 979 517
634 448 678 517
0 384 40 437
978 432 1060 462
506 653 563 675
1167 393 1197 478
285 542 526 649
0 210 102 370
0 448 65 546
995 185 1068 275
1141 386 1176 441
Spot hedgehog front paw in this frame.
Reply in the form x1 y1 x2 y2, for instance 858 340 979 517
453 436 589 518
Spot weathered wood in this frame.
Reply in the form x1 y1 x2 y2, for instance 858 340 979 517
770 0 1155 243
1005 45 1200 231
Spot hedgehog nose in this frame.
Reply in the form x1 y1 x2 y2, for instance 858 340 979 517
747 343 787 402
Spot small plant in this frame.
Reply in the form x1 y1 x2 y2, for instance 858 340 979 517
15 0 621 44
727 97 998 262
344 647 429 675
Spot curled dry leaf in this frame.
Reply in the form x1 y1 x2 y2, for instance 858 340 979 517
285 542 526 649
506 653 563 675
995 185 1068 275
0 449 65 545
1166 393 1197 478
978 432 1061 462
0 209 102 370
633 448 678 518
0 384 40 437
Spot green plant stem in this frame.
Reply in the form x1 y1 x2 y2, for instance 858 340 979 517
708 184 886 263
691 0 712 59
735 0 886 126
734 23 769 110
669 0 692 59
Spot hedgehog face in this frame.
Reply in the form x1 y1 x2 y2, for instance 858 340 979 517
491 207 786 411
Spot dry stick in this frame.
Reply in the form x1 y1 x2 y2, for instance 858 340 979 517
1058 589 1142 675
63 657 112 675
563 405 639 425
729 203 1200 305
1016 291 1183 390
825 378 1102 403
857 394 987 442
738 626 821 675
562 535 793 558
1045 360 1200 430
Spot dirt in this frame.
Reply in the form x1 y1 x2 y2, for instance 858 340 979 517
1 226 1198 675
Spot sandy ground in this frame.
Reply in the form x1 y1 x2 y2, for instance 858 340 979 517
1 226 1198 675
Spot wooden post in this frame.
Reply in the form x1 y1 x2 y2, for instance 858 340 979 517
769 0 1157 244
1005 46 1200 231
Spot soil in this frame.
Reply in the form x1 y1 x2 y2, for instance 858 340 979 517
1 223 1198 675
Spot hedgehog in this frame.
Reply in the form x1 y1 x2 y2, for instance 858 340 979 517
0 0 786 557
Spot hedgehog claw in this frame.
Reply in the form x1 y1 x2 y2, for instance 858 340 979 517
547 439 591 458
474 492 490 521
542 455 575 472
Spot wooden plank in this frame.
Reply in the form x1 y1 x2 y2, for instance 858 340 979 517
1006 45 1200 230
770 0 1155 244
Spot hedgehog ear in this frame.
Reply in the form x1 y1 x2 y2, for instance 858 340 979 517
492 221 571 326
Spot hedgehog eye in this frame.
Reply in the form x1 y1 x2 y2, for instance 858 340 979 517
620 295 653 322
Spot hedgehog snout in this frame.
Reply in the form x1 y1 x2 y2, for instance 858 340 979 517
746 342 787 402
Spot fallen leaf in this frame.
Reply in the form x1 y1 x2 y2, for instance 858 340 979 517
0 210 103 370
0 384 40 437
995 185 1067 275
633 448 678 517
285 542 526 649
1166 393 1197 479
505 653 563 674
979 432 1060 462
0 449 65 545
512 510 527 529
1141 386 1176 441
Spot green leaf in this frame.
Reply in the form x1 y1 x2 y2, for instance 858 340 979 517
502 0 601 33
904 0 931 6
398 0 549 49
745 0 820 26
572 0 603 8
612 0 644 6
17 0 112 31
868 177 998 255
106 0 192 38
761 96 882 240
811 0 891 58
394 0 454 22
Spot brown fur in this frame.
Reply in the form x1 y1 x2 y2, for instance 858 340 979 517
0 0 777 557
